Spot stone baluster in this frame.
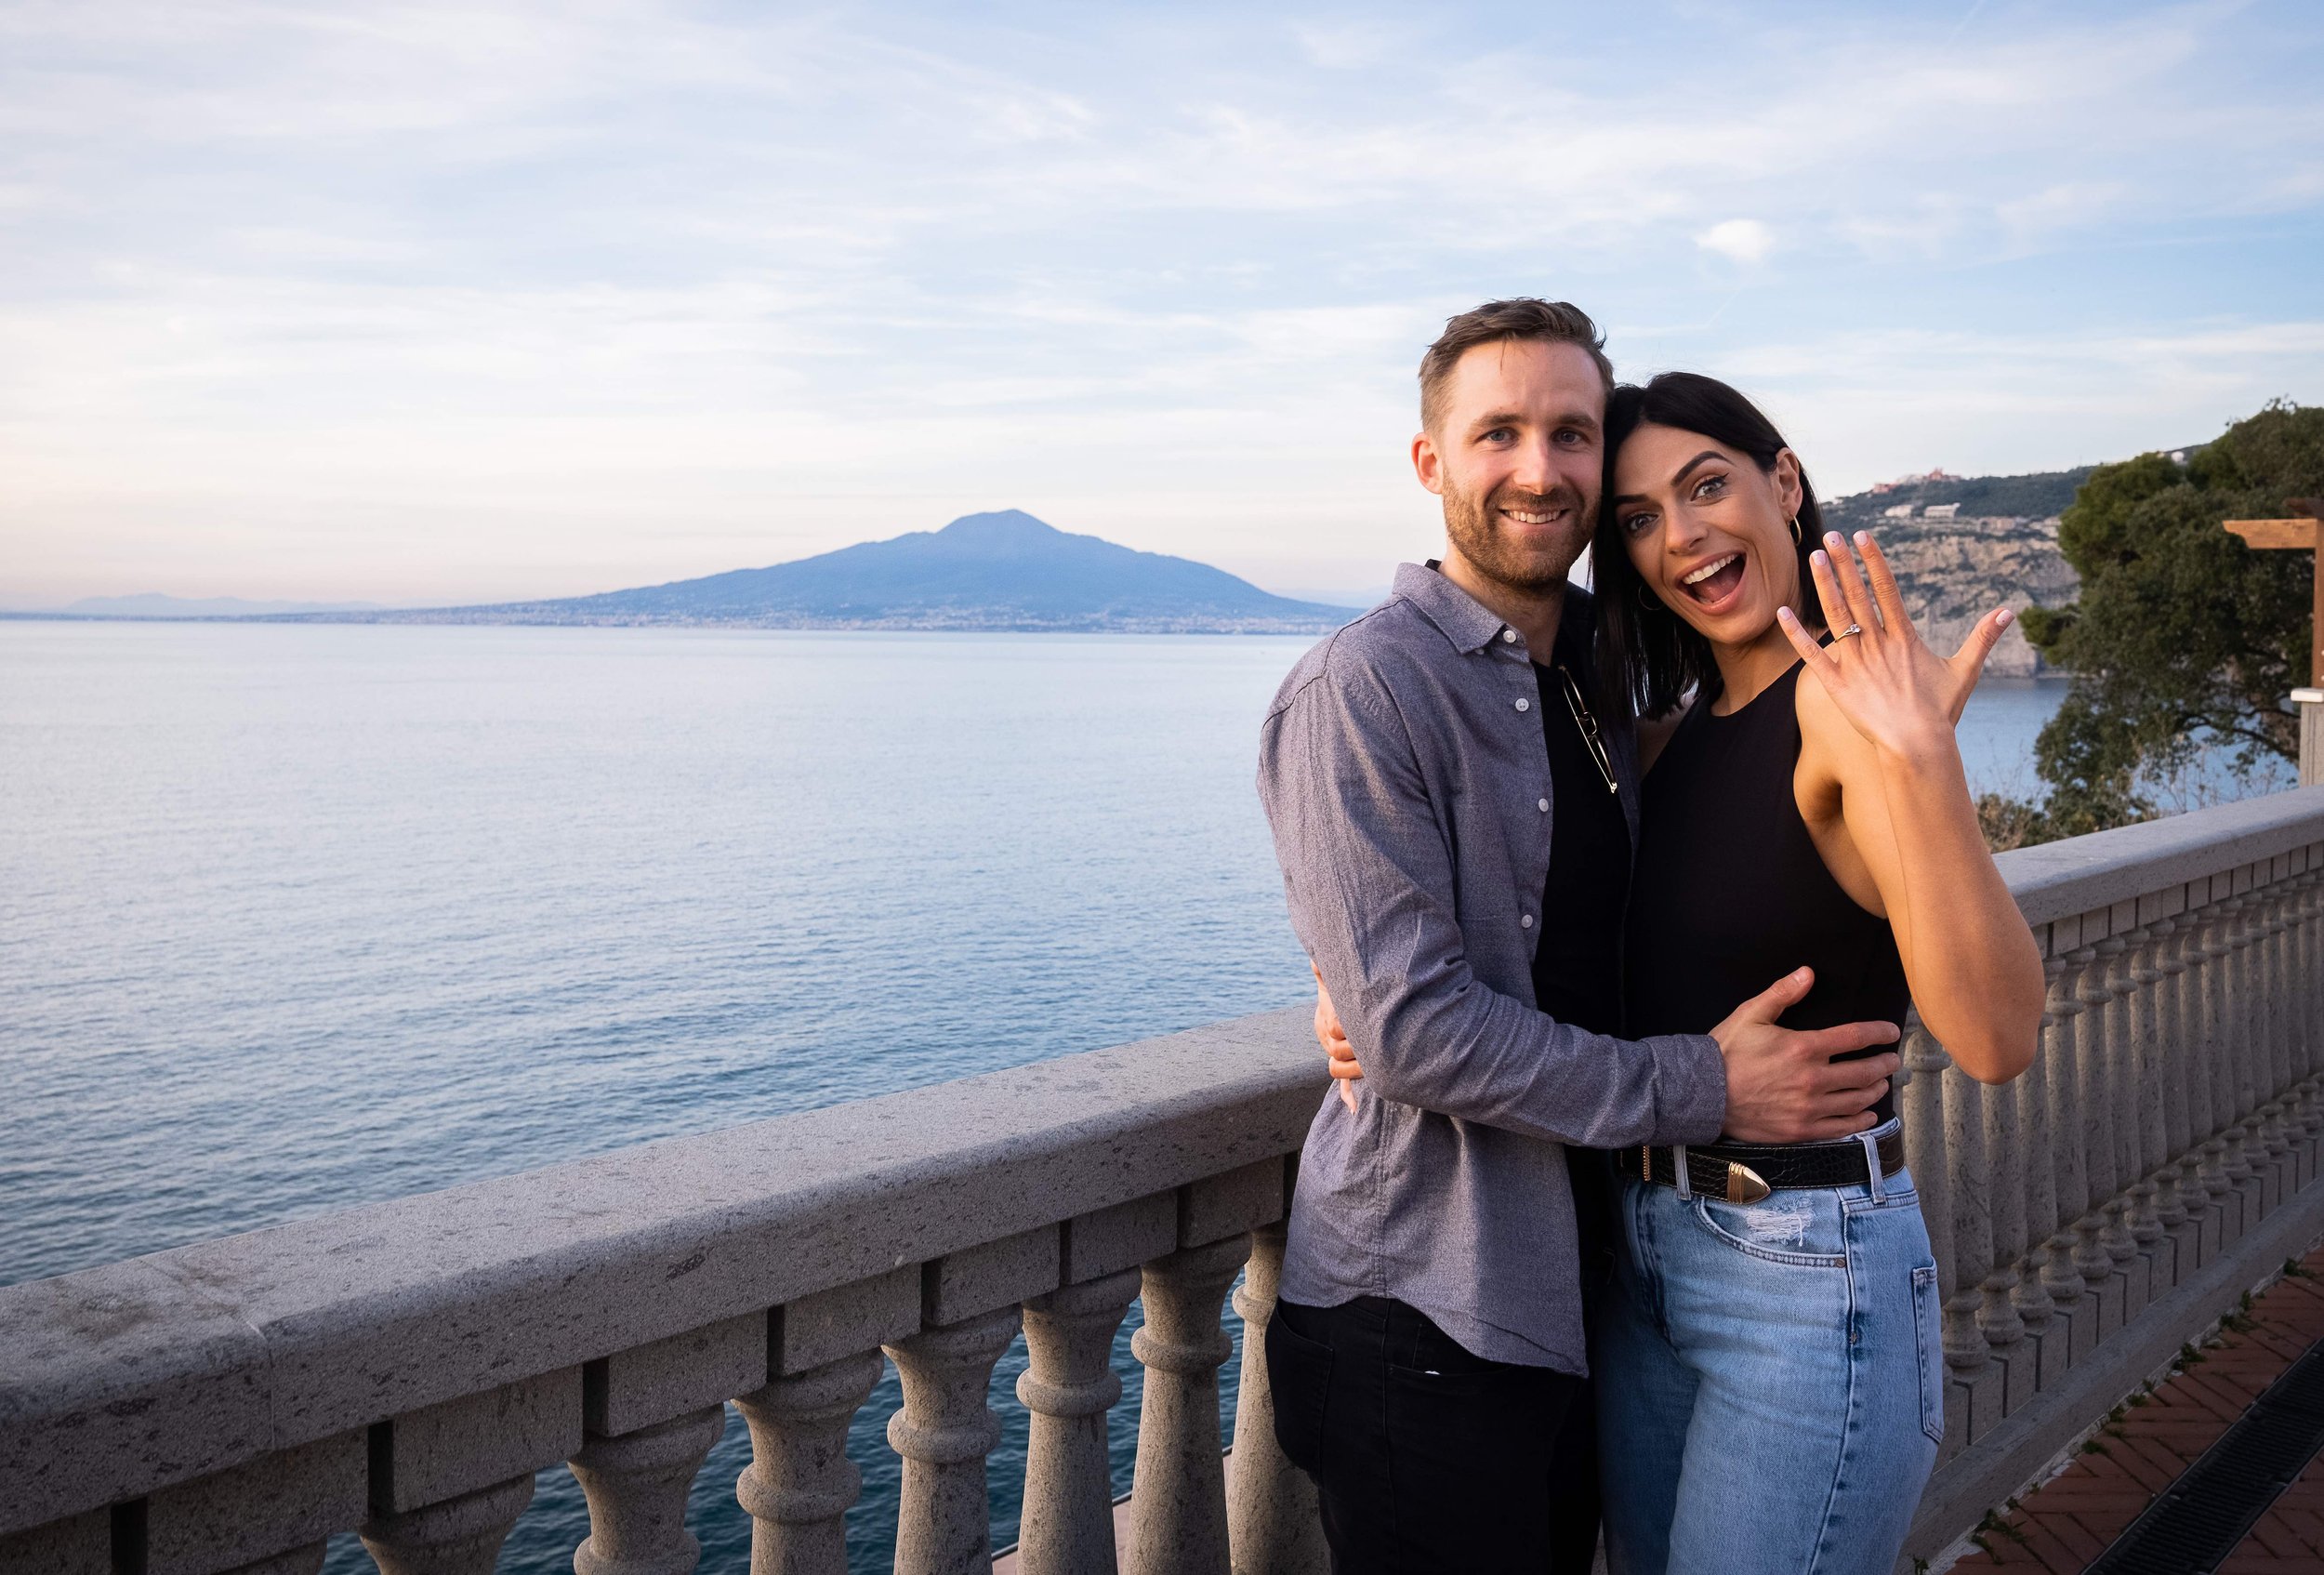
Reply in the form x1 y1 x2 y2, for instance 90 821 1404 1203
2080 940 2137 1268
2310 865 2324 1124
2067 947 2119 1298
2264 882 2300 1157
2251 885 2291 1173
2166 906 2222 1273
1901 1015 1959 1325
2121 926 2165 1247
734 1352 884 1575
2090 937 2145 1268
1227 1222 1327 1575
2294 872 2323 1120
2009 959 2059 1339
1127 1236 1252 1575
2308 866 2324 1096
2241 888 2272 1135
2288 872 2314 1137
1015 1268 1142 1575
2287 868 2324 1143
127 1431 367 1575
2190 902 2238 1210
2150 917 2194 1233
571 1407 728 1575
2238 883 2277 1194
886 1306 1023 1575
2284 875 2312 1136
360 1370 580 1575
1942 1053 1999 1380
2283 875 2308 1132
361 1476 537 1575
2221 895 2263 1186
1973 1042 2028 1370
2038 954 2094 1326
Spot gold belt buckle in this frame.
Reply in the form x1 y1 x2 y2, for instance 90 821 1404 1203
1723 1162 1772 1205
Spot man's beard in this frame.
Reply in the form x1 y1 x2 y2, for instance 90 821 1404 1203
1443 475 1594 593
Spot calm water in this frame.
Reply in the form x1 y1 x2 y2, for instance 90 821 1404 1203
0 622 2070 1570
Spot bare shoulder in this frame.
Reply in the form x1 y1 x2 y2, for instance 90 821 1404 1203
1790 656 1893 915
1790 658 1883 814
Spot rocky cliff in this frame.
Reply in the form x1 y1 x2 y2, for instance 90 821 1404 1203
1819 468 2091 677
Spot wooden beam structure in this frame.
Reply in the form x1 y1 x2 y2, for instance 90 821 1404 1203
2225 517 2318 551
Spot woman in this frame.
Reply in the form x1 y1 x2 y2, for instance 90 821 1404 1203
1320 373 2043 1574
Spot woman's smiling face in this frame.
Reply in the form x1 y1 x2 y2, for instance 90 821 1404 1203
1610 420 1808 645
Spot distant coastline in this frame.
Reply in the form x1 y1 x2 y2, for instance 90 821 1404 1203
0 608 1353 633
12 509 1362 636
15 466 2101 653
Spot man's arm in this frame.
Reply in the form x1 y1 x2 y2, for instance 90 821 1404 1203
1318 966 1901 1145
1262 651 1901 1147
1259 654 1723 1149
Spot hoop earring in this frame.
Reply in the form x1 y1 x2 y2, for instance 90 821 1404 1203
1634 581 1660 613
1789 514 1802 546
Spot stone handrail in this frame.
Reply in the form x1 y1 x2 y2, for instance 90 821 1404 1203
5 785 2324 1575
1900 784 2324 1564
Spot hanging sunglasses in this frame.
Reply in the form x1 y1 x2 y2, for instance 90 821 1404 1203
1553 664 1619 797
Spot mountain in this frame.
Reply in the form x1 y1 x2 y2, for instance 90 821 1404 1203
1820 466 2092 678
374 510 1358 633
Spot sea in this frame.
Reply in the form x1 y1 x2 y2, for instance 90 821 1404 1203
0 621 2076 1570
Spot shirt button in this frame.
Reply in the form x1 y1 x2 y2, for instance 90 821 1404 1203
1538 798 1550 812
1501 629 1517 643
1514 697 1529 712
1521 914 1534 928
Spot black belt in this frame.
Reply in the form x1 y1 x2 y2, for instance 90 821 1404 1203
1617 1127 1906 1205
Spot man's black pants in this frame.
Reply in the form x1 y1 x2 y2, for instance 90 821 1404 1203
1266 1295 1594 1574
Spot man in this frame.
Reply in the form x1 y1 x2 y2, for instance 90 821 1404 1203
1254 299 1901 1572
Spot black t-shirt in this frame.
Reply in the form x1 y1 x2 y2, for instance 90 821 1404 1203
1529 657 1631 1037
1531 642 1632 1286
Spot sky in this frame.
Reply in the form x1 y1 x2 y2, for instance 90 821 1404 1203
4 0 2322 608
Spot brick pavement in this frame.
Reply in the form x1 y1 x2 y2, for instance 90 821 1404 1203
1948 1242 2324 1572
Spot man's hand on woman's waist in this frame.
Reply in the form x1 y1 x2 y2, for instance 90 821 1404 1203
1314 962 1898 1144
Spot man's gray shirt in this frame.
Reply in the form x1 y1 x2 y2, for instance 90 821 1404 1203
1257 562 1727 1372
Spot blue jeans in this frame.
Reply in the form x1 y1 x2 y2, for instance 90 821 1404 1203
1592 1141 1944 1575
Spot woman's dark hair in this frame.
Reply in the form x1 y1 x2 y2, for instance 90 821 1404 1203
1591 372 1825 720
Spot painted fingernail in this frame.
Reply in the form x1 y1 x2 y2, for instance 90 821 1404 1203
1811 550 1829 567
1997 608 2014 626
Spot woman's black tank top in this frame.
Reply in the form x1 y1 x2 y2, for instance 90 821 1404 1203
1622 661 1908 1128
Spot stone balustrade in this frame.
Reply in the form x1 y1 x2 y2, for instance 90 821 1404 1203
1901 785 2324 1566
6 786 2324 1575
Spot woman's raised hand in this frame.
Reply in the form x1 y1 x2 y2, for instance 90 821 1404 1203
1776 530 2012 757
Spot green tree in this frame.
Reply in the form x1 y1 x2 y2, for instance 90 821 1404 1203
2017 402 2323 838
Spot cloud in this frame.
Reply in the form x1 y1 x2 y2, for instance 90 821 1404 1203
0 1 2320 602
1696 219 1776 265
1698 318 2324 495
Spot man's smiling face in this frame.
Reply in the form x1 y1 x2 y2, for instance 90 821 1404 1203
1414 338 1606 593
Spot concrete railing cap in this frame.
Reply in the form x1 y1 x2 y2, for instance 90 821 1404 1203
0 1009 1324 1533
1995 784 2324 927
